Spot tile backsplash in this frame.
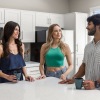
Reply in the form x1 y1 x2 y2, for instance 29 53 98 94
24 43 30 62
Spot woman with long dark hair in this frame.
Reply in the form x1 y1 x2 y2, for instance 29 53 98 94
0 21 34 83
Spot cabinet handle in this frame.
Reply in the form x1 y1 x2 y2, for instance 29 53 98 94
20 31 23 40
22 31 23 40
76 44 78 52
47 18 49 24
76 58 78 66
49 18 51 24
30 71 34 72
29 70 39 72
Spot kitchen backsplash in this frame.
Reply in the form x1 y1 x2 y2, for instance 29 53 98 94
24 43 30 62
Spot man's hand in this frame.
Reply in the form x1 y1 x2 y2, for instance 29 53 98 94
83 80 95 90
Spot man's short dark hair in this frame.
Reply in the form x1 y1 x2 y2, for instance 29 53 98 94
87 14 100 26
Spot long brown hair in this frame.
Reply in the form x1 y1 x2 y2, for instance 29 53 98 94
2 21 23 57
43 24 66 57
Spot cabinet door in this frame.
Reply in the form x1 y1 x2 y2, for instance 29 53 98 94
76 13 87 54
36 12 49 27
21 10 35 42
75 54 83 73
50 13 64 28
64 12 88 54
5 9 20 25
0 8 4 23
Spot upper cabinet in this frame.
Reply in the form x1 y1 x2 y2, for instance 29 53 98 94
20 10 35 42
4 8 35 42
5 9 20 25
0 8 4 23
36 12 64 28
50 13 64 28
36 12 49 27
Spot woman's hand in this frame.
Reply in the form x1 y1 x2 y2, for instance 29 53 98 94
36 74 46 80
6 75 18 83
25 76 35 82
60 74 67 81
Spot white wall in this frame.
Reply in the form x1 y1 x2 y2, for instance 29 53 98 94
68 0 100 13
0 0 69 13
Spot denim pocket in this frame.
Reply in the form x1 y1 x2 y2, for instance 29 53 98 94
46 71 55 77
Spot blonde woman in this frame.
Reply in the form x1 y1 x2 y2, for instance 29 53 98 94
38 24 73 81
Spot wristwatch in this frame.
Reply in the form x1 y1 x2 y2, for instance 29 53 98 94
94 81 100 88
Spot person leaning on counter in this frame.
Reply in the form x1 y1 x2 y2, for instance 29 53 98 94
37 24 73 81
59 14 100 90
0 21 34 83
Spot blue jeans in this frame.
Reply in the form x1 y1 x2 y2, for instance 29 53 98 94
46 67 67 78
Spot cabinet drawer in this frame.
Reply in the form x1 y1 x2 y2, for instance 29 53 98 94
27 70 40 75
29 73 40 78
26 67 39 71
26 67 39 74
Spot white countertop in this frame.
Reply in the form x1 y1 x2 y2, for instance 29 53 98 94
25 61 40 67
0 77 100 100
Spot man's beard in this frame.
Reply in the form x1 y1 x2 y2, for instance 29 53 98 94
88 27 96 36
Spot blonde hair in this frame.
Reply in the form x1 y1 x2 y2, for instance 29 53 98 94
43 24 66 57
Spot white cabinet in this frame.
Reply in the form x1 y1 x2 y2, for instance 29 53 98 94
5 9 20 25
4 9 35 42
36 12 64 28
75 14 87 54
50 13 64 28
64 12 88 74
36 12 50 27
0 8 4 23
64 12 88 54
20 10 35 42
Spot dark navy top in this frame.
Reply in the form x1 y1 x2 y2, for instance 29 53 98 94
0 53 26 71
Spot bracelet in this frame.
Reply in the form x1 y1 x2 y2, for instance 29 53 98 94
94 81 100 88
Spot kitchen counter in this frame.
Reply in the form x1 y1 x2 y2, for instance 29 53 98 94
25 61 40 67
0 77 100 100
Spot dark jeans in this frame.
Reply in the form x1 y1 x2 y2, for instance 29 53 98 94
0 68 23 83
46 67 67 78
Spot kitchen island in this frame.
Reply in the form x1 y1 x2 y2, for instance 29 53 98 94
0 77 100 100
